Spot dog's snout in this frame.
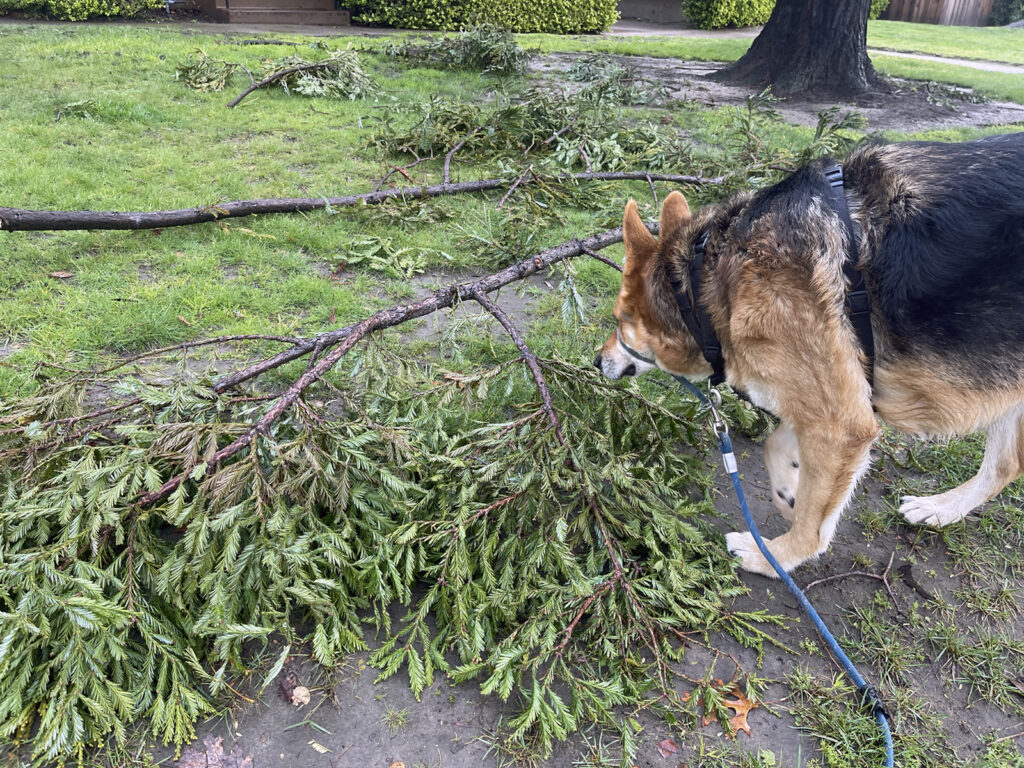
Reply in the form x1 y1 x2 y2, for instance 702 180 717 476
593 354 603 370
623 363 636 377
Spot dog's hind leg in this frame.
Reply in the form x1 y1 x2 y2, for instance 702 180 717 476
728 417 879 577
765 420 800 522
901 404 1024 527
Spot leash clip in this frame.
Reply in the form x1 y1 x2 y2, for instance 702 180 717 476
707 386 728 437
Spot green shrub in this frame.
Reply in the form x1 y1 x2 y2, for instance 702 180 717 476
0 0 161 20
869 0 890 18
0 0 44 15
989 0 1023 24
353 0 618 33
682 0 774 30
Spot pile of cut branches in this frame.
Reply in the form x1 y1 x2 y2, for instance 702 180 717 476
176 45 377 106
382 25 534 76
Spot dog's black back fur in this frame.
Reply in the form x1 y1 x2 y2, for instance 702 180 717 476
726 133 1024 384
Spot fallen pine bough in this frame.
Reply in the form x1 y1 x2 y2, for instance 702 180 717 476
0 221 778 765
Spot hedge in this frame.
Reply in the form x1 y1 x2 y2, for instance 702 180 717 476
352 0 619 34
683 0 890 29
0 0 161 20
989 0 1023 24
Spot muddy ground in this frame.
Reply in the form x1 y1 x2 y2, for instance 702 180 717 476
533 52 1024 134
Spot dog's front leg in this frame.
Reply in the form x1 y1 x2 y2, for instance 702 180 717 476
727 419 878 577
765 420 800 521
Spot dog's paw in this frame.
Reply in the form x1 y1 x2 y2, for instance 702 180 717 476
725 531 779 578
899 494 971 527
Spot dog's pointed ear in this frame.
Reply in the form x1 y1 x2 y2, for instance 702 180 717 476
659 191 691 239
623 199 656 275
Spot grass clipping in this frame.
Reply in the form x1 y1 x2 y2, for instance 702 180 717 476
0 345 780 764
176 45 377 100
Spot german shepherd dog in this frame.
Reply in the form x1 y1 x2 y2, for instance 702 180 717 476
595 133 1024 577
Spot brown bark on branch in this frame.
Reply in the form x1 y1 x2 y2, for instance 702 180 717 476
0 172 721 232
212 224 653 394
227 61 332 108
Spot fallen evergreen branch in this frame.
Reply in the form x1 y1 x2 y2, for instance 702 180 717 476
0 171 722 232
0 214 784 763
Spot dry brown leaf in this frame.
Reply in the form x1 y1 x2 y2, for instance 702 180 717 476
176 315 193 327
389 762 406 768
656 738 679 758
723 687 758 737
49 271 73 279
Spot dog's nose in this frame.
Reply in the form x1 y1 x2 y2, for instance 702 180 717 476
594 354 603 370
623 363 636 377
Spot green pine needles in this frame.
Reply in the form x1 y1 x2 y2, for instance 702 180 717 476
0 340 780 764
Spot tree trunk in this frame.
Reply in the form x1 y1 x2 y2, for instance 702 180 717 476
715 0 883 99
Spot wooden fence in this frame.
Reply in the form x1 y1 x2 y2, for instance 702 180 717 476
882 0 995 24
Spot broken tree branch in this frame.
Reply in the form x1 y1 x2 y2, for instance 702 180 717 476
227 61 328 108
472 288 563 442
443 128 480 185
0 172 721 232
212 224 652 394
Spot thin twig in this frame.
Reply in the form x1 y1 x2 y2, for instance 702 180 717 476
372 155 430 192
581 246 622 272
578 147 592 173
542 116 580 146
994 729 1024 744
496 165 534 210
646 174 658 208
472 289 563 443
212 224 656 393
805 552 898 608
555 579 614 656
443 128 480 185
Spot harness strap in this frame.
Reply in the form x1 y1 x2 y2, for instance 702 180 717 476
824 164 875 386
667 232 726 386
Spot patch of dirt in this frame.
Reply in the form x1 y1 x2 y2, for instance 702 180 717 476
533 52 1024 133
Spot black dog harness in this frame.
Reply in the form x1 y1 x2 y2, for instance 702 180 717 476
667 164 875 387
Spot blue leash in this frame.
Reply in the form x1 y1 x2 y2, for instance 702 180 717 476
613 332 894 763
679 377 896 766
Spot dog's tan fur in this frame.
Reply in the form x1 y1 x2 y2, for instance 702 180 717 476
598 183 1024 577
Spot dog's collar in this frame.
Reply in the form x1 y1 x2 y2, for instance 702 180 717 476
615 326 708 402
668 164 874 390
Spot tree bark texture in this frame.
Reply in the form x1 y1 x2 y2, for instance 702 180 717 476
0 172 720 233
717 0 882 98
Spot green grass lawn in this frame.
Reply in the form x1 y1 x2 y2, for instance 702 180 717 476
2 21 1024 768
868 18 1024 66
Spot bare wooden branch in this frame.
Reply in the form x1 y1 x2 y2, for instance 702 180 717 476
581 246 623 272
443 128 480 185
227 61 327 108
496 165 534 210
472 289 563 443
212 226 653 393
0 172 721 232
